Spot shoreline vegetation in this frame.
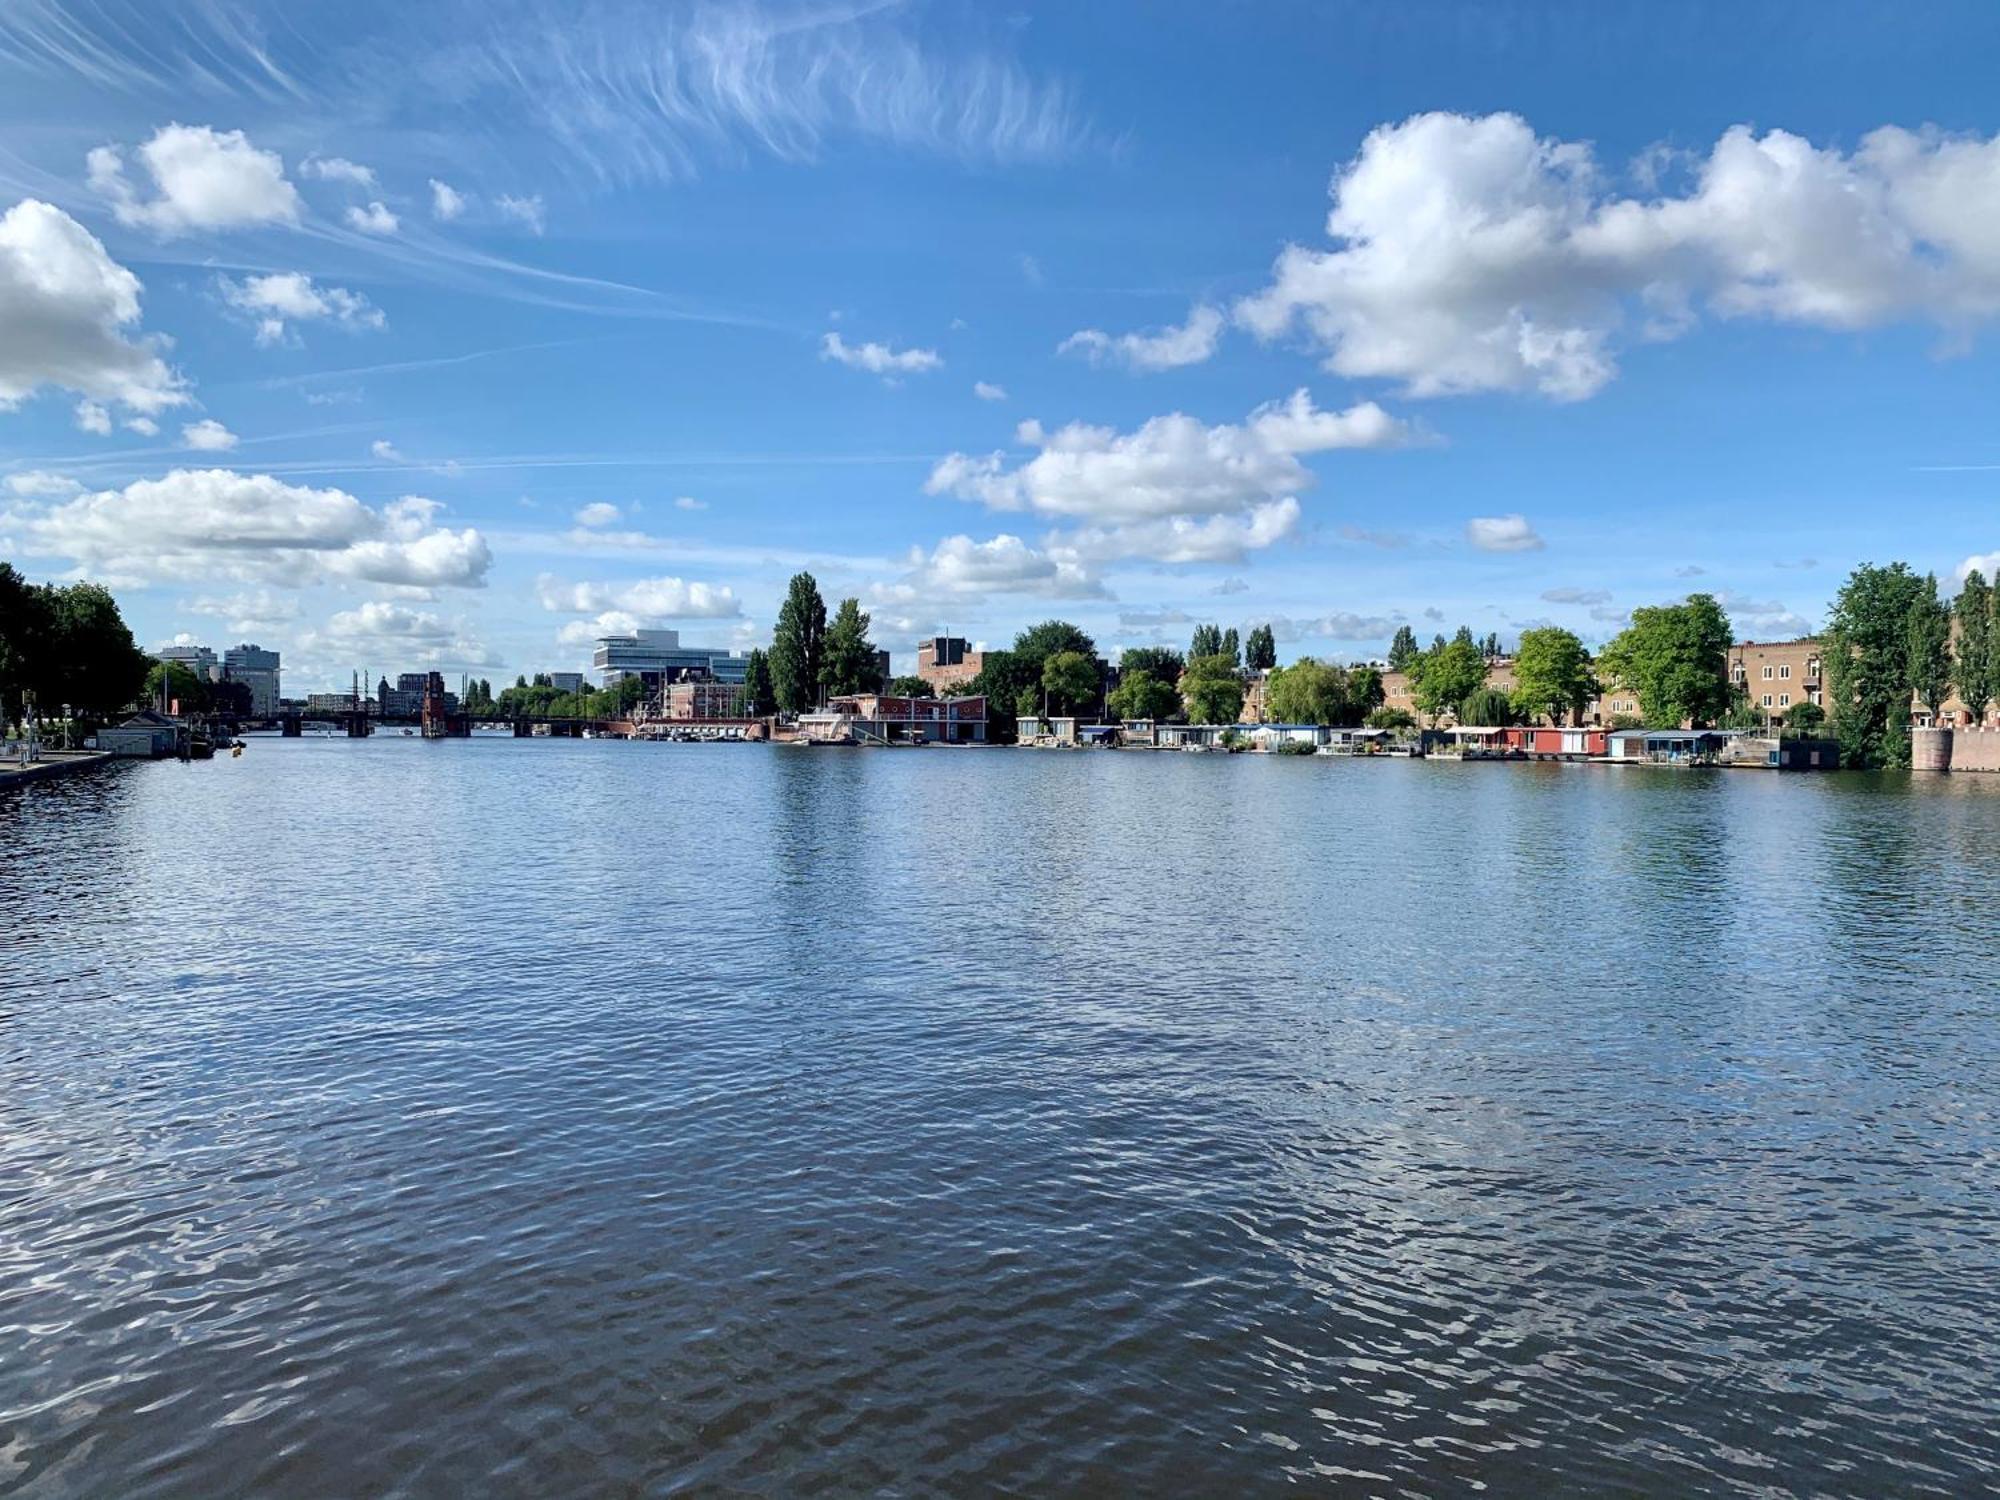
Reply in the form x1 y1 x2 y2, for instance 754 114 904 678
4 560 1990 775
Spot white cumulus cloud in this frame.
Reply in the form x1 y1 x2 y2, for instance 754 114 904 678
973 381 1008 401
535 573 742 619
874 532 1107 608
574 501 622 528
19 469 491 590
430 179 467 220
300 156 376 188
924 389 1413 565
220 271 384 345
0 199 187 414
344 201 399 234
88 125 301 235
1240 111 2000 401
73 399 111 434
820 331 942 376
1060 304 1224 372
181 418 237 451
1466 514 1545 553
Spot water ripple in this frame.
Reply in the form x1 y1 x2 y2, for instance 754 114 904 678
4 744 2000 1496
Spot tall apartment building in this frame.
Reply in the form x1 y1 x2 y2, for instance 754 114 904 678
224 643 281 716
916 636 984 691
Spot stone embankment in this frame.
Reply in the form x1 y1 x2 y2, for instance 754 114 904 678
1913 727 2000 773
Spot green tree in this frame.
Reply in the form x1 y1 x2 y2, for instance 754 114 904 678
1907 575 1952 721
1107 670 1180 721
41 582 150 723
1119 645 1184 683
1457 685 1515 726
1189 623 1223 659
143 660 212 715
1782 700 1827 738
1825 562 1933 769
1041 650 1101 716
885 674 931 697
1264 658 1350 725
963 648 1034 741
1244 624 1277 672
742 648 777 716
1720 686 1769 731
1013 620 1095 667
1366 706 1415 731
1510 626 1599 726
1596 594 1734 727
1953 569 1994 724
1387 625 1419 672
821 596 880 696
1180 653 1245 725
1220 627 1240 666
1406 636 1488 724
1452 625 1476 648
1347 666 1385 720
0 563 53 729
770 571 827 713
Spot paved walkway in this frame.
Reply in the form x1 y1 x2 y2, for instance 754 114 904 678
0 751 114 785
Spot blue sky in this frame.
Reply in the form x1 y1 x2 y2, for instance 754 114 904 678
4 0 2000 691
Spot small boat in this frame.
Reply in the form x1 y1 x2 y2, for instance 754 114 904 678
401 728 415 736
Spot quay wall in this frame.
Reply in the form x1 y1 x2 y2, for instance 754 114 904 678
1912 727 2000 773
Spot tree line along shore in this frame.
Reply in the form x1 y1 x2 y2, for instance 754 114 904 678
4 559 1987 774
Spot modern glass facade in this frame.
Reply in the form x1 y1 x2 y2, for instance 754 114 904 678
592 629 751 688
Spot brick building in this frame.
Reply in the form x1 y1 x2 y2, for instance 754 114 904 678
916 636 984 692
665 680 749 720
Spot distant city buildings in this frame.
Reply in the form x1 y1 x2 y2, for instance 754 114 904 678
155 643 218 680
549 672 584 694
664 680 749 720
593 629 750 690
377 677 423 717
224 644 281 716
916 636 983 692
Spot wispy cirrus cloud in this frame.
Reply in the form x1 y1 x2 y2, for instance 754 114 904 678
2 1 1096 186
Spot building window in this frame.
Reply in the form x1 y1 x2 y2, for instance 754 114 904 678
1762 665 1774 680
1779 665 1791 679
1779 694 1790 706
1807 658 1820 679
1762 694 1773 707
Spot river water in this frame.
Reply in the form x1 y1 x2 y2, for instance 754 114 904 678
4 739 2000 1497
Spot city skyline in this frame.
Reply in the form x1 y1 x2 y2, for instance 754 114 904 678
5 2 2000 691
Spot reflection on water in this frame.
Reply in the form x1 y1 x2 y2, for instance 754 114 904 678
4 743 2000 1497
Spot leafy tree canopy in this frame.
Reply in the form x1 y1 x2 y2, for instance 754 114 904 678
1824 562 1933 769
770 571 827 713
1510 626 1599 726
1265 657 1352 725
821 596 881 697
1041 650 1101 716
1180 652 1245 725
1406 636 1488 723
1387 625 1419 672
1107 669 1180 722
1596 594 1733 728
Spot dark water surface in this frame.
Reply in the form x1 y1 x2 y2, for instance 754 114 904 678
5 740 2000 1497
